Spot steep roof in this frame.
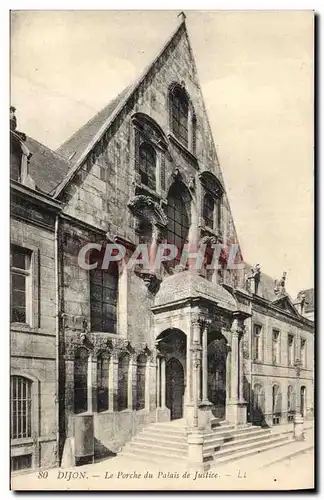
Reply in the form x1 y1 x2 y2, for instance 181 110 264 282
24 136 71 194
56 86 130 164
52 18 187 198
297 288 315 313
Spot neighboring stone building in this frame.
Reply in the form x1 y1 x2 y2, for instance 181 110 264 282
10 114 66 471
10 15 314 471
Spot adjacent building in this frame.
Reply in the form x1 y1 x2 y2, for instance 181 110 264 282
10 15 314 472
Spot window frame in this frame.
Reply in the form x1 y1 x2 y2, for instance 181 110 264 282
300 338 307 368
252 323 263 362
203 192 215 230
10 243 39 327
89 257 119 334
287 334 295 367
272 329 281 365
138 142 157 191
166 182 191 267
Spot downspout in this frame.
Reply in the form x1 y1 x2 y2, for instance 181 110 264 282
54 215 60 466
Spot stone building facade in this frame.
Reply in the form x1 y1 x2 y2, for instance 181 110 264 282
10 16 314 471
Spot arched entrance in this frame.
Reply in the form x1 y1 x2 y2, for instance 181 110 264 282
166 358 184 420
300 386 306 417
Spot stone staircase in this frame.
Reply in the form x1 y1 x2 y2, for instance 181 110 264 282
120 418 292 467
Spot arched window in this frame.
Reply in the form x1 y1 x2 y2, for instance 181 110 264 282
90 252 118 333
118 353 130 411
287 385 295 421
166 182 191 266
170 86 189 148
139 142 156 191
203 193 214 229
136 354 147 410
10 376 32 439
97 353 109 412
74 348 88 414
272 384 281 425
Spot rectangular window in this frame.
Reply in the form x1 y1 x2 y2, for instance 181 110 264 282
300 338 306 368
11 454 32 472
90 265 118 333
252 324 262 362
272 329 280 365
10 376 32 440
10 246 32 324
288 334 294 366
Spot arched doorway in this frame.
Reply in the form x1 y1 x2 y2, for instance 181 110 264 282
166 358 184 420
300 386 306 417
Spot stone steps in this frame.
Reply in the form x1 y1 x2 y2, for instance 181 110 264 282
120 420 291 467
212 435 291 464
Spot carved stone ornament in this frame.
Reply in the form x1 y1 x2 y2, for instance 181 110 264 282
128 195 168 228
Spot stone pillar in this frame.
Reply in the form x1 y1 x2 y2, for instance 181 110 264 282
202 322 208 402
192 319 201 401
149 226 159 274
226 317 248 426
87 353 98 413
108 353 118 411
156 356 161 408
239 335 244 402
230 330 239 401
161 357 166 407
128 357 137 410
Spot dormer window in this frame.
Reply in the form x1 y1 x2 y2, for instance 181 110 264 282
170 86 189 148
132 113 168 195
169 83 196 154
203 193 215 230
199 172 224 234
139 142 156 191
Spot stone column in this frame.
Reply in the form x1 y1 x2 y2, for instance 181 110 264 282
191 319 201 401
230 330 239 401
156 356 161 408
239 335 244 402
128 356 137 410
149 226 159 274
108 353 118 411
87 353 98 413
161 357 166 408
202 322 208 402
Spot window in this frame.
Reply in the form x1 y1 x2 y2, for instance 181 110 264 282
203 193 214 229
74 348 88 414
11 454 32 472
10 376 32 440
300 339 306 368
166 182 191 266
139 142 156 191
90 262 118 333
288 334 294 366
10 246 31 324
97 354 109 412
272 329 280 365
170 86 189 147
252 324 262 362
272 384 282 425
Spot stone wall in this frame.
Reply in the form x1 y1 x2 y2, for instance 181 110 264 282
10 217 57 469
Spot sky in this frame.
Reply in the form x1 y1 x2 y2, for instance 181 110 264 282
10 10 314 299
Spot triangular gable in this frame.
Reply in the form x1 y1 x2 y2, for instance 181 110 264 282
271 295 300 317
53 18 188 199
